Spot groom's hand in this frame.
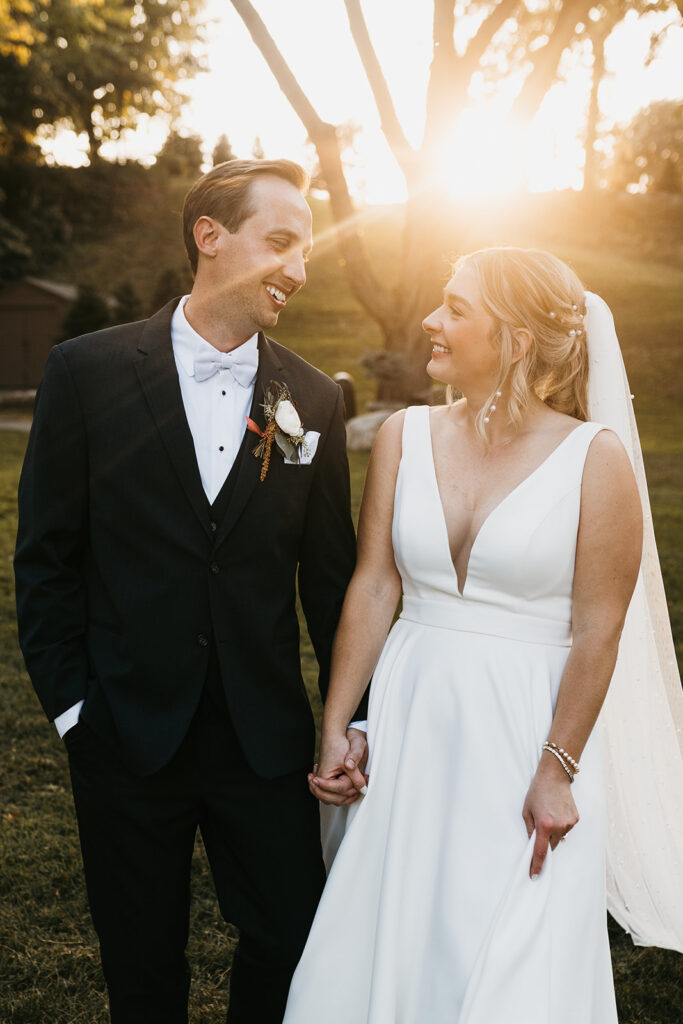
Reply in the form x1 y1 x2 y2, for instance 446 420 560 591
343 727 368 793
308 732 365 806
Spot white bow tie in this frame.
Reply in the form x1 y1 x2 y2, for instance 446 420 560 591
193 348 259 388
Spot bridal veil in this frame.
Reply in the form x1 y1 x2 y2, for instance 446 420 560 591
585 292 683 952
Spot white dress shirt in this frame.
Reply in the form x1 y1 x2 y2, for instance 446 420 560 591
171 296 258 504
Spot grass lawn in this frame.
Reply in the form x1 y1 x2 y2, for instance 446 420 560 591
1 409 681 1021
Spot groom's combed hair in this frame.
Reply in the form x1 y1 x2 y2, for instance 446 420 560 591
182 158 309 274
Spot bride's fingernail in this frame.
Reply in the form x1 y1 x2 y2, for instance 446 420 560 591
346 759 355 768
360 785 368 795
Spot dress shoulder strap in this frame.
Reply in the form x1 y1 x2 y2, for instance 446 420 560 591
400 404 431 464
540 420 609 495
565 420 609 462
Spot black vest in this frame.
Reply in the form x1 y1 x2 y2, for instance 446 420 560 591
203 429 252 707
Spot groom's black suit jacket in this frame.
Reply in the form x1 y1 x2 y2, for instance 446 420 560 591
15 299 359 778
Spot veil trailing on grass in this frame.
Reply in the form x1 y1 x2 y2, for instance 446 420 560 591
585 292 683 953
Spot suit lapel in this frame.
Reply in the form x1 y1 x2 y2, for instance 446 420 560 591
134 301 212 538
214 333 284 548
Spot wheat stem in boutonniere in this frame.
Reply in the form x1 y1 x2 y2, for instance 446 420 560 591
259 421 277 481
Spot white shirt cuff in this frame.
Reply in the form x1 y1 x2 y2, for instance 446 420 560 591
54 700 84 738
348 720 367 733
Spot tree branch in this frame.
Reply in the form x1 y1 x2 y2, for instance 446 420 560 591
512 0 594 122
229 0 394 323
343 0 417 181
460 0 520 82
424 0 521 149
423 0 458 149
583 25 608 192
230 0 326 138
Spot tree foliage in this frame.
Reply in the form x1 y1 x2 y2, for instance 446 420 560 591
0 205 31 284
0 0 207 159
59 283 110 341
113 280 143 325
154 129 204 178
582 1 678 191
212 133 236 165
151 266 187 312
608 99 683 193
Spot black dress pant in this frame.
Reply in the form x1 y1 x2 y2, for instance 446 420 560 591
66 682 326 1024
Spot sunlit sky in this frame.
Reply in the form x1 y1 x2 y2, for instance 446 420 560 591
42 1 683 200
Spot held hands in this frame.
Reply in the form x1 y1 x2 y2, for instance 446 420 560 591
522 753 579 879
308 727 369 806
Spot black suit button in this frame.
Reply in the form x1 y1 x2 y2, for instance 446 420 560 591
210 562 220 574
209 520 217 532
197 634 209 647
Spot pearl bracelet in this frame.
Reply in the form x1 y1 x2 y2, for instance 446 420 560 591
545 740 580 774
542 743 575 782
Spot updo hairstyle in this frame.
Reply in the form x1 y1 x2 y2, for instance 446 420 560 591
454 247 589 443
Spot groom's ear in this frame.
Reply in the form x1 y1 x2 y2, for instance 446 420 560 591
192 216 220 262
510 327 533 364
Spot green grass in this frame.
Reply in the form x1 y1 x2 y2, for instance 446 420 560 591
1 416 681 1022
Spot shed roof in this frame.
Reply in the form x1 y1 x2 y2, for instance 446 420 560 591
23 277 79 302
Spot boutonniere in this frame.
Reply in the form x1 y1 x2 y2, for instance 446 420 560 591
246 380 313 481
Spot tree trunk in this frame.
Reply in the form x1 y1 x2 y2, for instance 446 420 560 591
86 117 100 164
583 28 608 192
375 185 459 402
376 319 435 403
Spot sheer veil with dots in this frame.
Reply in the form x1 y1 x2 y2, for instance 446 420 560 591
585 292 683 952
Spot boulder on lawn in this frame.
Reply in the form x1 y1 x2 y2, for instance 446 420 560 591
345 409 397 452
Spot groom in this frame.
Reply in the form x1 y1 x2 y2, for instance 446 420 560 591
14 158 367 1023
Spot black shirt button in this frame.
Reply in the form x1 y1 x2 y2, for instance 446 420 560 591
197 634 209 647
209 520 217 532
221 390 226 396
218 445 224 452
210 562 220 574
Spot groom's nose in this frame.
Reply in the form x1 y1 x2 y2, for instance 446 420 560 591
283 249 307 291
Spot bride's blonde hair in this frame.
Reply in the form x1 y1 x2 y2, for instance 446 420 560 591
452 247 589 443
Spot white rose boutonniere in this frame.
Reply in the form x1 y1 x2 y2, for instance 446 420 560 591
274 399 304 438
246 380 313 481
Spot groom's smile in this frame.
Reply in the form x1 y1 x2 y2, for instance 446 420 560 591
265 282 291 309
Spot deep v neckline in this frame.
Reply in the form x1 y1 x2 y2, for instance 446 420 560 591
425 411 588 597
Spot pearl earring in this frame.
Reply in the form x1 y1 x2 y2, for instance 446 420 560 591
484 390 503 425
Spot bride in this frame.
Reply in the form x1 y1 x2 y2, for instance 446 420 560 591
283 247 683 1022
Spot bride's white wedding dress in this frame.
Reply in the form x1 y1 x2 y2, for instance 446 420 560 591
284 405 618 1024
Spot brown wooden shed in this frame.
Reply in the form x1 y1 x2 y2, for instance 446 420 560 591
0 277 77 389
